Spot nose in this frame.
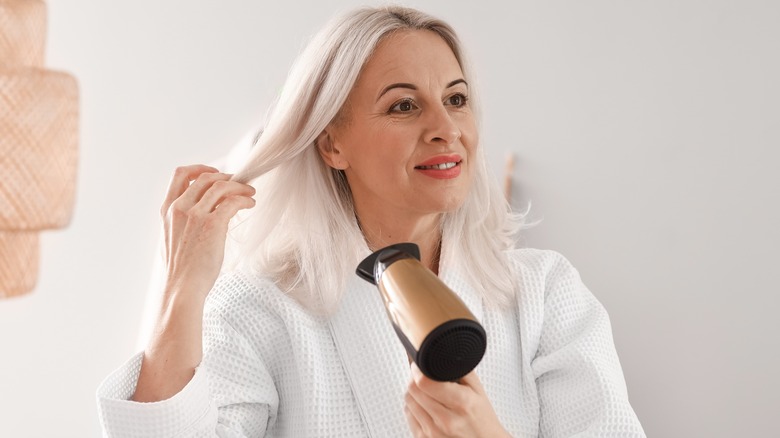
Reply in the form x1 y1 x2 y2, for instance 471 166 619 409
423 105 460 145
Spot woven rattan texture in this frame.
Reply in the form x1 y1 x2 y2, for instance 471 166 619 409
0 67 79 229
0 0 46 67
0 230 38 297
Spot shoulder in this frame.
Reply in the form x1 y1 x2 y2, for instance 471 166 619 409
503 247 598 325
504 248 613 358
206 269 280 308
504 247 582 295
203 268 325 336
203 269 291 331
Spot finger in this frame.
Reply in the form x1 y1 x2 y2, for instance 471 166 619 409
161 165 220 215
174 172 234 212
411 362 467 410
403 405 424 438
407 378 452 428
405 390 436 437
192 180 255 215
457 369 486 396
212 195 257 221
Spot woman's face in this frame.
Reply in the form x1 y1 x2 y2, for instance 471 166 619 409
322 29 478 223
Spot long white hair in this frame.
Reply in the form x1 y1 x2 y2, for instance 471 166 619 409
229 6 523 314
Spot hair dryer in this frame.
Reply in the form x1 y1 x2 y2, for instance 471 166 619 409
356 243 486 381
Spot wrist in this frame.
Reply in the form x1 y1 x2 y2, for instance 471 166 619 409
480 418 511 438
163 277 210 308
483 428 511 438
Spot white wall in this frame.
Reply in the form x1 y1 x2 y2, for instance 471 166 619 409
0 1 777 436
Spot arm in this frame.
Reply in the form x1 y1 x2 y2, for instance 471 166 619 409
97 298 277 437
133 165 255 402
532 253 645 438
96 164 265 437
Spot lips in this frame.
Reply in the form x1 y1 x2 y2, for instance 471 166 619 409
415 154 462 168
416 161 458 170
414 154 463 179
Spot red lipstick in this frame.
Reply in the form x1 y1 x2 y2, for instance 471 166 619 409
414 154 463 179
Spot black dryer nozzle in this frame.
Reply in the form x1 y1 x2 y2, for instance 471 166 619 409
355 242 421 285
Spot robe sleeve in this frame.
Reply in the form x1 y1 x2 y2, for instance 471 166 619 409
96 292 278 438
531 252 646 437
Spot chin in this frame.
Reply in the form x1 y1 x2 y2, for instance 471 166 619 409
425 192 469 215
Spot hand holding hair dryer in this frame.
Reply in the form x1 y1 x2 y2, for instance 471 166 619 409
356 243 487 381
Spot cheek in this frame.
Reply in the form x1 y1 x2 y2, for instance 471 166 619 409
461 125 479 175
464 132 478 156
346 138 411 189
449 110 477 151
360 127 417 172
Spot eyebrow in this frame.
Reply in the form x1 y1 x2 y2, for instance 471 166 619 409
376 79 468 102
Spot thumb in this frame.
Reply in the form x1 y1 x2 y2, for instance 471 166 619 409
457 369 486 395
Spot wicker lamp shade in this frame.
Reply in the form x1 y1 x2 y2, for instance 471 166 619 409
0 68 79 229
0 0 46 66
0 0 79 298
0 231 39 297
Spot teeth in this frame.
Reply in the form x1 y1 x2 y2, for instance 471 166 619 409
417 162 457 170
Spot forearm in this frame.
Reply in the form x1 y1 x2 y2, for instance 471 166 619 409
107 163 253 405
132 290 206 402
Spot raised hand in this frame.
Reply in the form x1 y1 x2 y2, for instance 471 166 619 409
132 164 255 402
160 164 256 302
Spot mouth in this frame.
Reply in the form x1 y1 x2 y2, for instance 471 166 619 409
414 161 460 170
414 156 463 179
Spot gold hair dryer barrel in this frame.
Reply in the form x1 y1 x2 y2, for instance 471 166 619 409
356 243 486 381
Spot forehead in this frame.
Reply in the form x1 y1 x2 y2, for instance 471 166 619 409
357 29 464 90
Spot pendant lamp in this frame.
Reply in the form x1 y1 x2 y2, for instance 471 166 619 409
0 0 79 298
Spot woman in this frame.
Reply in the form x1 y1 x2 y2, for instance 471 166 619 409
97 6 645 437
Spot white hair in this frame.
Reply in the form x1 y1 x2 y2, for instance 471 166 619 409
229 5 524 314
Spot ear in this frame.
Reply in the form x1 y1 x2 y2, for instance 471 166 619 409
316 127 349 170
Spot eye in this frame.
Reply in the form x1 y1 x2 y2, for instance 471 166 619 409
446 93 468 107
389 98 417 113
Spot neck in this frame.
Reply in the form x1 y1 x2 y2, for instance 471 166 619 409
357 209 443 274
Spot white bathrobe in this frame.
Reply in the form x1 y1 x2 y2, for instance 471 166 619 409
96 248 646 437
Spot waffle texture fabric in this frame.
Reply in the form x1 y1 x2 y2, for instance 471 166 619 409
97 248 645 437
